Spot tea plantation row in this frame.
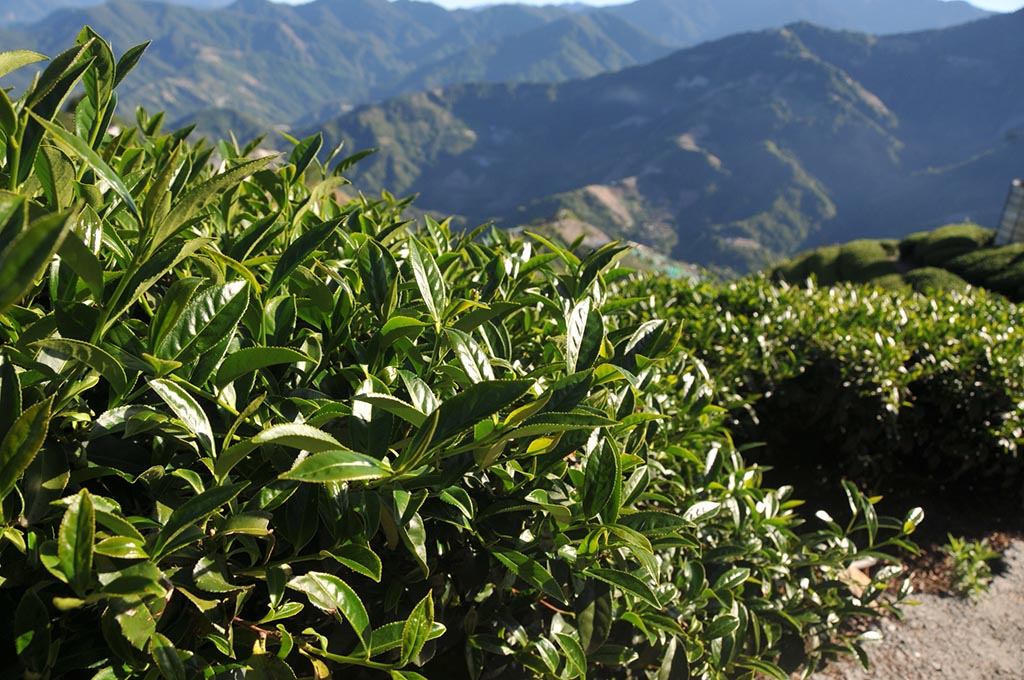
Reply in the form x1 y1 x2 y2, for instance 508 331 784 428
642 277 1023 500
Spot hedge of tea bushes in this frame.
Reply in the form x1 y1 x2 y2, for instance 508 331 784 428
644 276 1024 498
772 223 1024 301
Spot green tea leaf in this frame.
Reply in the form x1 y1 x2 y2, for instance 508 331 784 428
288 572 370 645
22 443 69 524
395 409 438 472
380 315 428 346
0 396 53 504
216 421 344 481
431 380 533 446
656 637 689 680
18 43 93 185
354 621 447 658
713 567 750 593
704 614 740 640
104 238 212 333
288 132 322 177
153 155 276 251
322 543 383 582
280 450 392 483
217 513 271 537
400 591 434 665
267 216 343 296
113 597 157 650
154 281 249 366
252 423 343 452
32 116 140 220
147 277 203 353
407 237 447 324
0 355 22 441
397 509 428 578
35 145 76 210
58 230 105 301
150 633 186 680
576 579 612 655
113 42 149 88
0 50 46 79
553 632 587 679
14 591 51 673
584 568 660 607
0 211 71 314
0 89 14 138
77 27 115 117
150 482 247 559
494 549 566 604
579 241 629 291
734 657 788 680
447 328 494 383
214 346 311 388
358 240 399 318
94 536 148 559
439 487 475 520
583 443 621 522
353 393 426 427
390 672 428 680
35 338 127 394
149 379 215 456
58 489 95 596
525 231 581 269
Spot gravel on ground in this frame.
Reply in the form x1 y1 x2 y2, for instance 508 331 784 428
809 541 1024 680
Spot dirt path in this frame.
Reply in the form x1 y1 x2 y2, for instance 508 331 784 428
810 541 1024 680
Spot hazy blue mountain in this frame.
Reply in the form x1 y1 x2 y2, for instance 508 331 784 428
0 0 997 129
0 0 231 26
171 106 276 144
395 12 672 94
0 0 587 124
605 0 990 47
309 10 1024 272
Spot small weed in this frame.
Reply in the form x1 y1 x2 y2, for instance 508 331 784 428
943 534 1002 600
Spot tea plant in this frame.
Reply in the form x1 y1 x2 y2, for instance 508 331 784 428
0 34 920 679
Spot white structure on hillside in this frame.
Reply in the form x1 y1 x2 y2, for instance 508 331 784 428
995 179 1024 246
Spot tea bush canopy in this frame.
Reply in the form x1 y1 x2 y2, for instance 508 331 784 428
773 222 1024 301
0 32 925 679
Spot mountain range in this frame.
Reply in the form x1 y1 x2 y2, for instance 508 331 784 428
0 0 992 128
309 10 1024 271
0 0 1018 271
0 0 231 27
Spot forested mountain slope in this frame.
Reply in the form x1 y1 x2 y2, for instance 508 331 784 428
312 10 1024 270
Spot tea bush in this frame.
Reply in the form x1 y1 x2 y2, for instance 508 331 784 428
902 266 970 294
834 240 899 284
772 223 1024 302
0 35 921 679
946 243 1024 285
653 278 1024 497
900 223 994 267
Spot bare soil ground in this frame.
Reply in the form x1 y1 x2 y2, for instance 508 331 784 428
809 540 1024 680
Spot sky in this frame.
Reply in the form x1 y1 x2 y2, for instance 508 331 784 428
963 0 1024 9
274 0 1024 9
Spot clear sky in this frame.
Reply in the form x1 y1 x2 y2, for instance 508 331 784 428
277 0 1024 10
964 0 1024 9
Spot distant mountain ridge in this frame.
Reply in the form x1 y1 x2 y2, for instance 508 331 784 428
0 0 993 129
606 0 989 46
308 10 1024 271
0 0 231 27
